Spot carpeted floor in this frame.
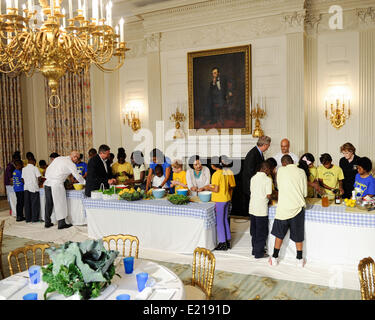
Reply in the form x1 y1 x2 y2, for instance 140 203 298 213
0 234 361 300
0 197 362 300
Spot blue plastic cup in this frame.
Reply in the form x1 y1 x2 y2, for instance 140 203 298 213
123 257 134 274
116 294 131 300
23 293 38 300
136 272 149 292
28 265 41 285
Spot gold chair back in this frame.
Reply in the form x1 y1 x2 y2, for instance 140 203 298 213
7 244 51 276
102 234 139 258
191 247 216 299
0 220 5 279
358 257 375 300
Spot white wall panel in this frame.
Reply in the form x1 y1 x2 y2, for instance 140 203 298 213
317 32 359 165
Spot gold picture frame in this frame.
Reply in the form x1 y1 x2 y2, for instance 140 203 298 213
188 45 252 135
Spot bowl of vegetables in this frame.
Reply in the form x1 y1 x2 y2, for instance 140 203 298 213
198 191 212 202
119 187 145 201
152 188 166 199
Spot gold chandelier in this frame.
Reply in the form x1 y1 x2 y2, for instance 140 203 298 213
0 0 129 108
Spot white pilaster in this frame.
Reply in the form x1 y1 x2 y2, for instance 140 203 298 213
286 32 305 157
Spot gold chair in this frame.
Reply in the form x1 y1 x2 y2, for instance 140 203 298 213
7 244 51 276
0 220 5 279
184 247 216 300
358 257 375 300
102 234 140 258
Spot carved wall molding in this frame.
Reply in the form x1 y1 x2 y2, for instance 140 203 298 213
125 39 147 59
282 10 306 32
160 14 295 51
357 7 375 26
145 33 161 53
304 11 322 35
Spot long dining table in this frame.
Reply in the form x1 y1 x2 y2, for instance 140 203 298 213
83 197 217 253
267 198 375 267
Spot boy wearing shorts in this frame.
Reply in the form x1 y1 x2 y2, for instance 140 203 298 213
269 155 307 267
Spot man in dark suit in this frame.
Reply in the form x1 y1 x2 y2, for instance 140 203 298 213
206 67 232 126
85 144 117 197
241 136 271 255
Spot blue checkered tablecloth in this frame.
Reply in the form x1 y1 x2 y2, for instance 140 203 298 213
268 203 375 228
83 198 217 230
6 185 84 199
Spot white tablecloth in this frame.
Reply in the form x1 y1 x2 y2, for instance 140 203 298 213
83 198 217 253
267 201 375 267
6 186 86 225
1 259 185 300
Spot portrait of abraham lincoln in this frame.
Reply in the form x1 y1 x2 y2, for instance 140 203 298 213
188 45 251 134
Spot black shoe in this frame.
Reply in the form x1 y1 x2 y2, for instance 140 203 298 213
45 223 54 228
215 242 228 251
16 217 25 222
255 253 269 259
226 240 231 249
58 223 72 230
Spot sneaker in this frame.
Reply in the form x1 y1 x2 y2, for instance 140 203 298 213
268 257 279 266
296 258 306 268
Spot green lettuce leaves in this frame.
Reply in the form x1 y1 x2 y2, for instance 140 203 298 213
42 239 119 300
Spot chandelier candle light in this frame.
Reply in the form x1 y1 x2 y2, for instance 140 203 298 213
0 0 129 108
325 96 351 129
251 96 266 137
170 104 186 139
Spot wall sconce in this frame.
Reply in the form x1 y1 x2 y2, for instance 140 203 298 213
122 101 142 132
170 106 186 139
251 96 266 137
324 87 351 129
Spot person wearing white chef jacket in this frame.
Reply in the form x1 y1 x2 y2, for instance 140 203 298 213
44 151 85 229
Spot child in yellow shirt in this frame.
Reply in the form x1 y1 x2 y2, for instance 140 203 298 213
111 148 133 184
202 156 231 251
221 155 236 245
170 159 188 193
317 153 344 196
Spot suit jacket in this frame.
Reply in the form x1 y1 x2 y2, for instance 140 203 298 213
85 154 113 197
242 146 264 196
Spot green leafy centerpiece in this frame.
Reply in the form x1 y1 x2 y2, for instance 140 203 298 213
42 239 120 300
167 194 190 205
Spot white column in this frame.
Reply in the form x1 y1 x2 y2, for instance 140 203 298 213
304 35 319 158
146 33 163 146
359 29 375 157
286 32 305 157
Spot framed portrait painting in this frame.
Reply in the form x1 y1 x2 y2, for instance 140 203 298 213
188 45 251 134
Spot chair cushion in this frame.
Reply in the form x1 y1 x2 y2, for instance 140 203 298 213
184 285 207 300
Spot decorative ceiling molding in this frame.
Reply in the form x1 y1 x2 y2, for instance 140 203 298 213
139 0 305 34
